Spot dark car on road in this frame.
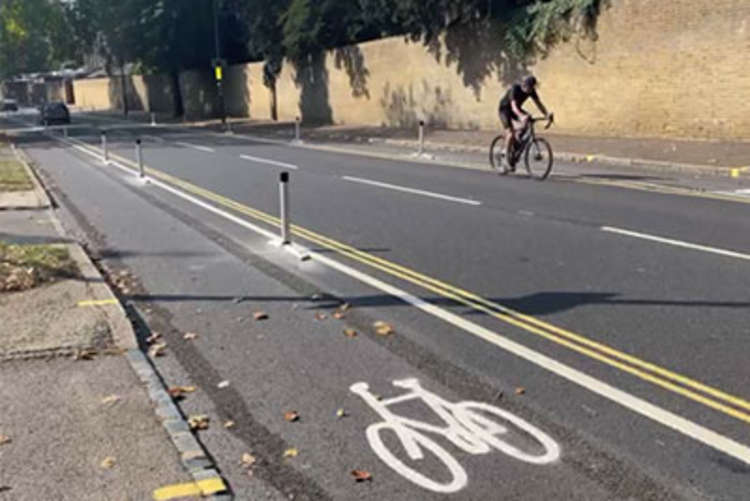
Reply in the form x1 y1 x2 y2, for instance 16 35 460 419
40 102 71 125
1 99 19 112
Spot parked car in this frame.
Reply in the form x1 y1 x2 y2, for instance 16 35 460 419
40 102 70 125
1 99 19 112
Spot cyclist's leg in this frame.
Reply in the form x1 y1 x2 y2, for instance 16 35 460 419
499 108 514 169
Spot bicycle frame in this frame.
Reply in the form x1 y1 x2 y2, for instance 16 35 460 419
351 379 497 456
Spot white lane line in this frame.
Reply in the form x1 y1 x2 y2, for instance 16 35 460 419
240 154 298 170
342 176 481 206
713 189 750 198
602 226 750 261
55 134 750 466
175 141 215 153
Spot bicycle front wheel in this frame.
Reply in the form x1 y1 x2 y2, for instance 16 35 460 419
366 422 468 493
524 138 553 180
489 135 509 175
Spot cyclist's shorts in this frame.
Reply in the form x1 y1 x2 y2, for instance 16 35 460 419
499 107 514 129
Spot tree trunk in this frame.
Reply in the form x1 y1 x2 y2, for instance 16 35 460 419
170 70 184 118
119 59 128 117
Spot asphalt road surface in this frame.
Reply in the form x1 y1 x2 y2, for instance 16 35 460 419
4 111 749 500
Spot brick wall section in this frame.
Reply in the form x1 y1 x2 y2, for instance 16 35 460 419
70 0 750 139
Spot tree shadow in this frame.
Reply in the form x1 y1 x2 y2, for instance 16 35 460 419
293 51 333 125
333 45 370 99
379 80 461 129
224 65 252 119
422 1 612 102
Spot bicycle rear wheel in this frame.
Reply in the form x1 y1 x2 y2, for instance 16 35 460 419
489 135 509 175
524 138 553 180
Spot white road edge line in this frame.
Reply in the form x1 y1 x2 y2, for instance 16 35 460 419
342 175 481 206
175 141 215 153
240 154 298 170
55 134 750 466
602 226 750 261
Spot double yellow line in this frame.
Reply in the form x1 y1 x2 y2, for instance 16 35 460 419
93 142 750 426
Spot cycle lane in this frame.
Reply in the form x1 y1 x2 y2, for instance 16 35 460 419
21 138 696 500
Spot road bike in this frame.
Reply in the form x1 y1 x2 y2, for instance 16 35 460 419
350 378 560 493
490 114 555 180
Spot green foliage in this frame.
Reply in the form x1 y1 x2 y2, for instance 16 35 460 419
0 0 74 78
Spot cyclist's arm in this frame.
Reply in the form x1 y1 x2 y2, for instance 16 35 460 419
531 93 549 117
510 98 528 120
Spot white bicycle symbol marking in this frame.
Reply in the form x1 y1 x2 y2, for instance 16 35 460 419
350 378 560 493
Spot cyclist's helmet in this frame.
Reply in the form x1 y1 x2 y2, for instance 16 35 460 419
523 75 538 89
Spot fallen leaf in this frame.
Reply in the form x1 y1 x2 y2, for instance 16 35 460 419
343 329 357 338
314 312 327 321
101 395 121 405
146 332 161 344
373 321 394 336
188 415 210 430
241 453 256 467
100 457 116 469
0 435 10 445
253 311 268 321
74 349 97 361
217 380 230 389
148 342 167 357
183 332 198 340
351 469 372 482
283 448 299 458
223 420 236 429
168 386 196 398
336 408 346 419
515 387 526 396
284 411 300 422
339 302 351 312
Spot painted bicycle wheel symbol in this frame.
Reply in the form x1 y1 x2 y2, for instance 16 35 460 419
350 378 560 493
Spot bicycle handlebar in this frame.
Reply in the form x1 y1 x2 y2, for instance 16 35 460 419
529 113 554 129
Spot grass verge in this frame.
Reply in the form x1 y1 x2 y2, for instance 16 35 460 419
0 158 33 192
0 243 79 292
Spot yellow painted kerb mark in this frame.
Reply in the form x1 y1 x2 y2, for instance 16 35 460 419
77 299 118 307
153 477 226 500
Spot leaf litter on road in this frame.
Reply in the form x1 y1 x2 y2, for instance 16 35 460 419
283 448 299 458
101 395 121 405
168 386 196 398
148 342 167 358
241 453 257 467
0 435 10 446
146 332 161 345
515 387 526 395
253 311 268 321
351 469 373 482
284 411 300 422
188 415 210 430
183 332 198 340
343 329 358 338
223 420 236 429
100 457 116 469
373 321 394 336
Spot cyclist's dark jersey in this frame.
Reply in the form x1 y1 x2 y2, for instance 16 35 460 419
499 84 538 118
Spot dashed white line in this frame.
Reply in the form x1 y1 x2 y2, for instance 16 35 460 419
601 226 750 261
240 154 298 170
175 141 215 153
342 176 481 206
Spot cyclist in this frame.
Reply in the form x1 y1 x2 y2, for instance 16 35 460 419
498 75 550 171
